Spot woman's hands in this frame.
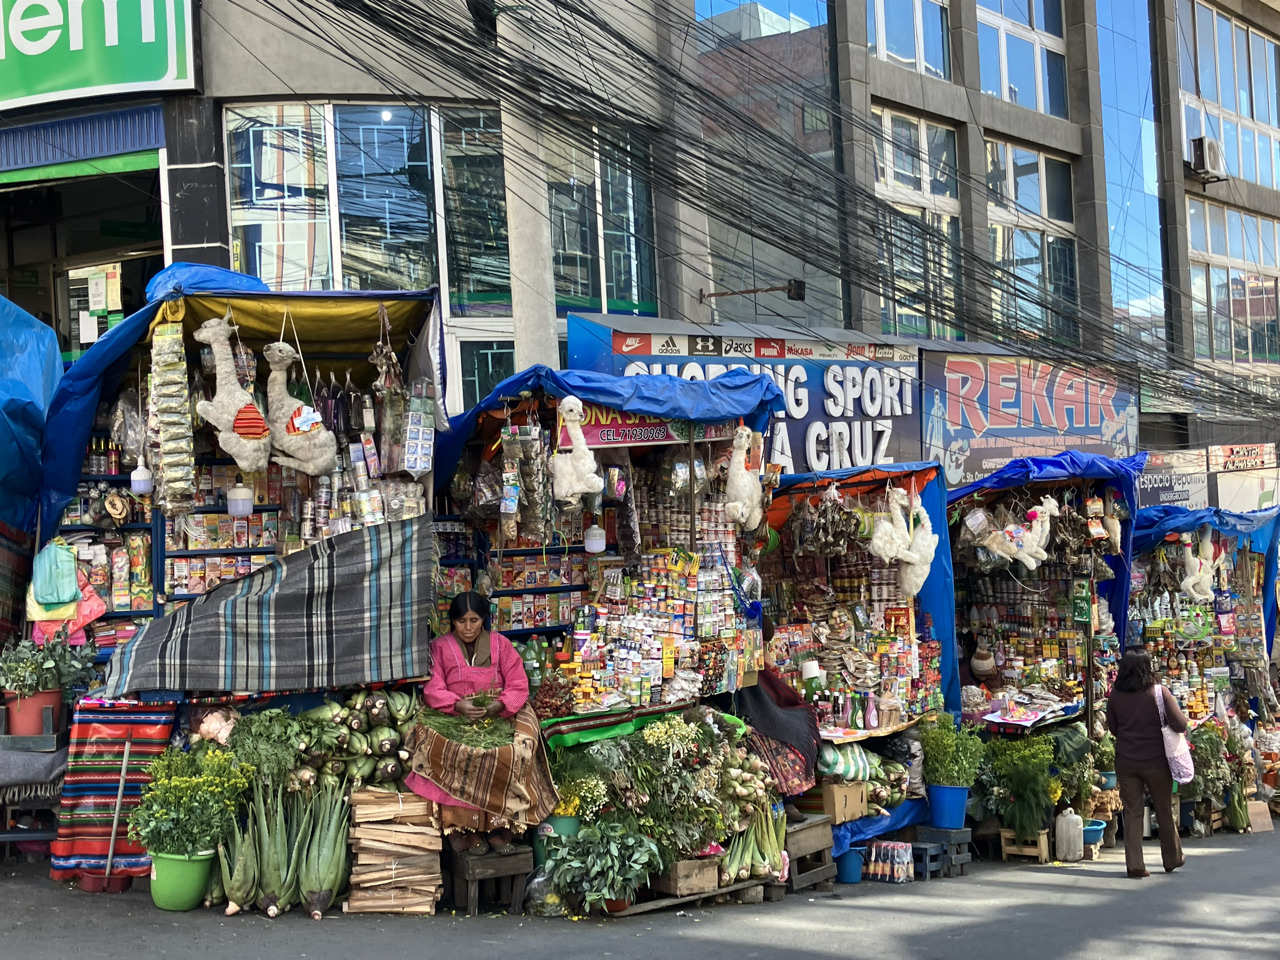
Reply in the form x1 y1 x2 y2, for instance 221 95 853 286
455 698 505 721
484 700 503 717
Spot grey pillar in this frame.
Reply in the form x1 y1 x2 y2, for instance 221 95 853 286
163 97 230 268
1151 0 1192 361
835 0 875 331
950 0 992 340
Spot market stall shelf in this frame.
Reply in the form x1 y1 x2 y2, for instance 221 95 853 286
609 875 770 916
915 826 972 877
820 715 925 744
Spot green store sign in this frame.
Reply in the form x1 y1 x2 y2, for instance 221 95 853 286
0 0 194 112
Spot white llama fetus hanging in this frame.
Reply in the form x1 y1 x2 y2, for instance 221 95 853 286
193 311 271 474
724 425 764 533
263 341 338 476
552 396 604 507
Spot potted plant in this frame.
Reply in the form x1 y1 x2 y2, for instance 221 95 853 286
545 820 662 914
0 636 98 737
919 714 985 829
1094 732 1116 789
535 775 606 866
128 747 252 911
986 735 1056 843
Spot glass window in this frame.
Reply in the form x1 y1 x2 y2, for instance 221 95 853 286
1253 276 1279 361
1006 34 1038 108
1222 120 1240 176
978 0 1001 11
1211 266 1231 360
1044 157 1072 221
1197 4 1218 103
460 340 515 410
227 105 332 291
892 116 922 190
1013 228 1045 331
1242 127 1257 182
986 140 1009 205
1253 33 1269 124
1235 25 1252 118
544 128 601 314
922 0 951 81
1191 263 1211 358
1178 0 1196 93
441 107 513 316
1269 41 1279 126
1208 203 1227 255
1227 208 1244 259
1042 49 1068 118
1245 214 1261 262
927 124 957 197
1046 235 1077 338
884 0 917 71
1205 111 1220 143
600 138 657 313
979 23 1003 97
1263 218 1276 267
1184 104 1202 159
1218 14 1236 112
1231 269 1251 361
1036 0 1062 38
872 109 886 183
868 0 877 57
1188 198 1208 252
333 105 436 292
1005 0 1030 28
1012 147 1041 215
1260 133 1273 188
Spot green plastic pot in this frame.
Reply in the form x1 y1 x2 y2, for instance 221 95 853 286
149 851 215 911
532 815 581 867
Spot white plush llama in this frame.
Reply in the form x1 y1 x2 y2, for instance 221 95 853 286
724 425 764 532
1180 532 1214 602
1192 525 1220 600
1012 495 1060 570
263 342 337 476
193 313 272 474
552 396 604 506
869 487 915 563
899 497 938 598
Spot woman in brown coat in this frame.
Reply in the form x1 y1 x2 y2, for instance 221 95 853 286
1106 649 1188 878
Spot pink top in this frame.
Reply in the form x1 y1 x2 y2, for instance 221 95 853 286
405 630 530 810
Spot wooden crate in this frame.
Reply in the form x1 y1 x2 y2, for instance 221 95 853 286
784 815 836 892
652 859 719 898
999 829 1050 864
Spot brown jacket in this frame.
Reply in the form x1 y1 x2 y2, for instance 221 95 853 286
1106 684 1188 770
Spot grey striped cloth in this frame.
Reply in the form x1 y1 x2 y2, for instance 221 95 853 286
103 517 436 696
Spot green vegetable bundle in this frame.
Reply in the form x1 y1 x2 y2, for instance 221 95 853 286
417 707 515 749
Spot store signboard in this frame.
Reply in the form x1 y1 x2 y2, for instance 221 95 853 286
0 0 196 112
567 315 922 473
1215 468 1280 512
1207 442 1277 473
921 352 1138 487
1137 450 1209 510
558 402 734 448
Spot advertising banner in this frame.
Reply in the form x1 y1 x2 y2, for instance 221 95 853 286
557 402 734 448
1207 443 1277 473
1136 449 1209 509
568 315 922 474
921 352 1138 487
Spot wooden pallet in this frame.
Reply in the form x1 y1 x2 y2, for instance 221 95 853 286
785 815 836 892
611 877 768 916
999 829 1050 864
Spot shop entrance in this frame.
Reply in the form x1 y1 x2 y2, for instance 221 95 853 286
0 168 165 358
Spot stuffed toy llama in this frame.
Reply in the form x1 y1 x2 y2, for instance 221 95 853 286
1180 532 1214 602
552 396 604 507
193 313 271 474
724 425 764 533
869 487 914 563
899 496 938 598
263 342 337 476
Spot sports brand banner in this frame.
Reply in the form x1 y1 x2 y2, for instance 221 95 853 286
568 314 922 474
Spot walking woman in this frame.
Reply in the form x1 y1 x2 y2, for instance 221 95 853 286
1106 649 1187 878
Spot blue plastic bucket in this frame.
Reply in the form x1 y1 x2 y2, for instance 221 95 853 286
1082 819 1106 845
927 785 969 829
1099 771 1117 789
836 846 866 883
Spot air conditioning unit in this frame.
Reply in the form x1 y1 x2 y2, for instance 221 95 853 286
1190 136 1228 181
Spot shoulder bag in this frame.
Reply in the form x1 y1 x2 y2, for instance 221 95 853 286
1155 684 1195 784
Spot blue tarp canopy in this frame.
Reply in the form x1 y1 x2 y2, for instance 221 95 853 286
776 462 961 714
1134 504 1280 655
947 451 1148 649
435 364 785 490
39 263 438 541
0 298 61 532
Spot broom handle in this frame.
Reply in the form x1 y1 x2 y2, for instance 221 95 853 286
105 731 133 879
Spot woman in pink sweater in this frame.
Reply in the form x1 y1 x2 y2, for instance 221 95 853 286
405 592 531 855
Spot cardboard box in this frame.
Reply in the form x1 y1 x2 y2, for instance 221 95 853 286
821 782 868 825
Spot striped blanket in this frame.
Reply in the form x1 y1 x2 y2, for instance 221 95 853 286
49 701 175 880
406 705 558 827
103 517 436 696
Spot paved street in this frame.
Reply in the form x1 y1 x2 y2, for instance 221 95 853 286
4 828 1275 960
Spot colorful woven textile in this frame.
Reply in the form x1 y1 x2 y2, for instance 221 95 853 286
49 701 175 880
103 517 436 696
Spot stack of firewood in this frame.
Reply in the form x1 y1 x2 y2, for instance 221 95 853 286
343 788 443 915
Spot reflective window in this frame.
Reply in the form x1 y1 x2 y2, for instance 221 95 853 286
1191 263 1211 358
545 128 601 314
922 1 950 81
1196 4 1217 102
1006 34 1037 108
460 340 515 410
892 115 923 190
978 6 1067 118
979 24 1003 97
1209 203 1227 255
1261 133 1274 187
927 124 958 197
868 0 951 80
1188 198 1208 252
601 137 658 314
1012 147 1041 214
1044 157 1073 221
1222 120 1240 176
1235 24 1252 118
884 0 917 71
1228 208 1244 259
1178 0 1197 93
1212 266 1231 361
986 140 1009 206
1243 127 1257 181
1218 14 1236 112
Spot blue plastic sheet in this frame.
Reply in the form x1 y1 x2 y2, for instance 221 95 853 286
947 451 1148 649
0 298 61 531
830 798 929 857
144 262 270 301
777 462 961 714
435 364 785 490
1133 504 1280 655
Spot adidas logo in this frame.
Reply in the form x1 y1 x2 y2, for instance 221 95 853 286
658 336 680 354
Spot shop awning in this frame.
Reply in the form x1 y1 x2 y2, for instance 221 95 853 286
38 263 440 541
0 297 61 531
435 363 786 490
774 461 961 714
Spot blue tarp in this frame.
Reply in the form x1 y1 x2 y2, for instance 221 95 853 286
145 262 271 301
435 364 786 490
830 798 929 856
1133 504 1280 655
947 451 1148 649
0 298 61 531
777 462 961 714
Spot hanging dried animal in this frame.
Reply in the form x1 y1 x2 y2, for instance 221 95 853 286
724 425 765 534
868 487 913 563
551 396 604 507
263 342 338 477
813 486 853 556
193 312 272 475
899 495 938 598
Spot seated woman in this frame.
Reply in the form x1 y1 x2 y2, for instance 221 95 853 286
404 591 558 855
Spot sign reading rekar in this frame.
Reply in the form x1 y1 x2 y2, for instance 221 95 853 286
0 0 194 112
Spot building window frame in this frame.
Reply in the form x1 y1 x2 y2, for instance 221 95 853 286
866 0 951 82
976 6 1069 118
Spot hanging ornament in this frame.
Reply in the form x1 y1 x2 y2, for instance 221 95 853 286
192 312 271 475
264 341 338 476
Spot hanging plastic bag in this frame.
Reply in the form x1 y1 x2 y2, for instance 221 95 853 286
32 540 79 605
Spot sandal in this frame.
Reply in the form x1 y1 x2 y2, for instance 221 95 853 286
467 835 491 856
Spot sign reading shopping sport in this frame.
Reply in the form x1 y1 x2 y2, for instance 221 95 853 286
0 0 195 112
921 352 1138 488
567 314 923 474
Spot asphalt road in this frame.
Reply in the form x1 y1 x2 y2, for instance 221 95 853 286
4 828 1275 960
